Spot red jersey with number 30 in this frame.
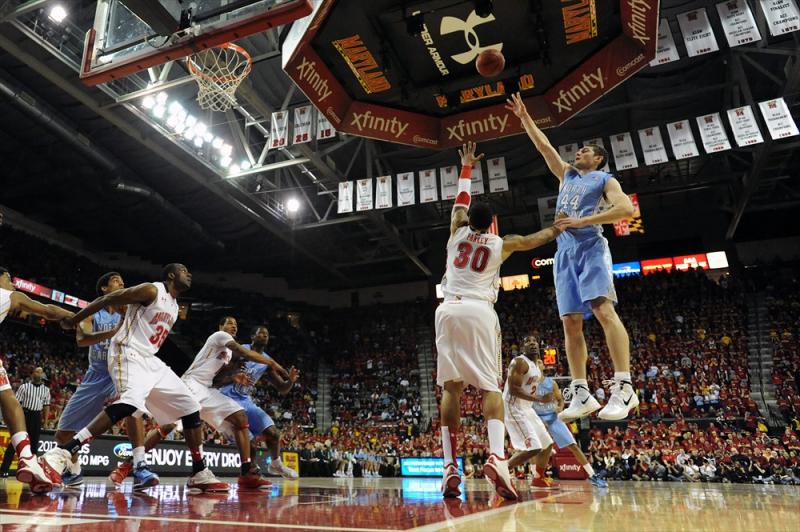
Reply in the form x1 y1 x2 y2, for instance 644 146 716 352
441 226 503 303
111 282 177 357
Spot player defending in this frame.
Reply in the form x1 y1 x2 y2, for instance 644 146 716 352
437 142 562 500
38 264 228 493
0 267 75 493
506 93 638 421
216 325 300 479
530 349 608 489
54 272 148 488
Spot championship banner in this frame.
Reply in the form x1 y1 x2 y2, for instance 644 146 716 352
419 169 438 203
727 105 765 146
716 0 762 47
650 18 680 66
470 162 485 196
666 120 700 160
440 165 458 201
696 112 732 153
613 193 644 236
558 143 579 165
375 175 392 209
609 132 639 170
758 97 800 139
538 195 559 227
759 0 800 35
677 9 720 57
338 181 353 213
397 172 415 206
582 138 610 172
270 111 289 149
487 157 509 192
293 105 313 144
356 178 373 211
317 112 336 140
638 126 669 165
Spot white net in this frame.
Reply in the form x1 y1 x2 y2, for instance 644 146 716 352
187 43 252 112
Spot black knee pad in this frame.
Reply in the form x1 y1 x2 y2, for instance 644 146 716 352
181 411 202 429
104 403 137 424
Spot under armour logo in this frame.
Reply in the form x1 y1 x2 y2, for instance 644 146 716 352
440 10 503 65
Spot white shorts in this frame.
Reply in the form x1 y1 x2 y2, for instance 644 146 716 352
435 298 502 392
179 377 243 431
107 347 201 426
504 399 554 451
0 360 10 392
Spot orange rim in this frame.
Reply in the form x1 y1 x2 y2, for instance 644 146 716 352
186 42 252 83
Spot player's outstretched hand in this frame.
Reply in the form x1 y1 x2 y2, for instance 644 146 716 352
504 92 528 119
287 366 300 383
458 141 484 167
232 372 256 387
271 363 290 380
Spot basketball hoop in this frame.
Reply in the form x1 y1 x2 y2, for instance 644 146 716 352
187 43 253 112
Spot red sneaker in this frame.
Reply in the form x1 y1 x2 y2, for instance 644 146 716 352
15 455 55 494
441 463 461 498
237 470 272 490
531 476 561 490
482 454 518 501
109 460 133 486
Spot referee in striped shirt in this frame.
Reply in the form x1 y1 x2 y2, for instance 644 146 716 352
0 367 50 476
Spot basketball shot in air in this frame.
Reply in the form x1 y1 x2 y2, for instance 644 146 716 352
505 92 638 422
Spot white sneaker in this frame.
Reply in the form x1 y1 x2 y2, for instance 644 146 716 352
558 383 601 422
441 463 461 498
268 459 299 479
482 454 518 500
598 380 639 420
187 468 230 493
15 455 56 494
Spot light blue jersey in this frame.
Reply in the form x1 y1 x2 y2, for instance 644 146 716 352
555 168 611 248
533 377 558 416
219 343 275 438
88 309 121 367
532 376 576 448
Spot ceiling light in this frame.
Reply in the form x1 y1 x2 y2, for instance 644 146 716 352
241 160 252 170
193 136 204 147
221 144 233 157
155 92 168 105
212 137 224 149
153 105 166 119
142 95 156 109
220 156 232 168
185 115 197 128
203 132 213 142
168 101 184 115
229 164 241 175
194 122 207 136
286 198 300 213
49 5 67 23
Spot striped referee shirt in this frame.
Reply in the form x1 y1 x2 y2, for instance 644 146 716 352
15 382 50 411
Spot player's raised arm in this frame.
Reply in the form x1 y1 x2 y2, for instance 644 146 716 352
62 283 158 329
507 358 538 402
226 340 290 380
266 366 300 396
10 291 74 322
75 315 123 347
505 93 570 182
501 225 563 261
450 142 484 236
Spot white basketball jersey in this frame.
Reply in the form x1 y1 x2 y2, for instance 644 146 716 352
503 355 542 404
441 226 504 303
111 282 178 358
182 330 234 387
0 288 11 325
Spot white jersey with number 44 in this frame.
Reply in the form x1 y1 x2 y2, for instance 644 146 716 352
111 282 178 358
441 226 504 303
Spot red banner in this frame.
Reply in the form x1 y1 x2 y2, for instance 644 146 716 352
284 47 351 130
673 254 708 271
641 257 674 275
13 277 52 299
621 0 661 55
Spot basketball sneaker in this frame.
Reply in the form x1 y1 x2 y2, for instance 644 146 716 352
441 462 461 498
133 463 160 490
34 447 72 489
109 460 133 486
15 455 56 494
187 468 230 493
588 474 608 488
267 457 298 479
597 379 639 420
482 454 518 500
531 476 561 490
558 382 601 422
238 466 272 490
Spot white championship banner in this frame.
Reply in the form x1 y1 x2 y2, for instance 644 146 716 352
716 0 762 47
338 181 353 214
758 97 800 139
650 18 681 66
759 0 800 35
582 138 611 172
293 105 313 144
667 120 700 159
470 162 485 195
356 178 373 211
270 110 289 149
696 113 732 153
677 9 720 57
375 175 392 209
419 169 438 203
440 165 458 200
609 132 639 170
638 126 669 165
487 157 509 192
317 112 336 140
558 143 579 165
396 172 415 206
727 105 765 146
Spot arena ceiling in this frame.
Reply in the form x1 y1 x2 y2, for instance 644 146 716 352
0 0 798 289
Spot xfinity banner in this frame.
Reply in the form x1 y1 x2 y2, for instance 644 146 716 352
400 457 464 477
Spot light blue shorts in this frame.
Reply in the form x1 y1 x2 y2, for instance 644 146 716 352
554 237 617 318
538 412 576 448
221 392 275 439
57 365 117 431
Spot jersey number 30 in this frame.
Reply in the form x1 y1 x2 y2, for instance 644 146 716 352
453 242 490 273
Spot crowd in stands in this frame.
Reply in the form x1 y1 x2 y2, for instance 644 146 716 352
765 267 800 422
